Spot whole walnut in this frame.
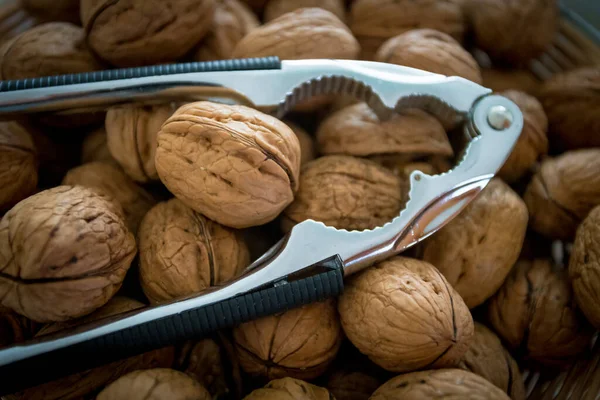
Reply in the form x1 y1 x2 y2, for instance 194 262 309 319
524 149 600 241
0 186 136 322
368 154 452 180
175 338 229 398
62 162 157 234
481 68 541 96
80 0 216 67
0 23 101 80
194 0 259 61
326 369 381 400
496 91 548 183
233 299 342 380
0 307 37 348
22 0 80 23
538 67 600 151
569 205 600 330
282 155 403 232
97 368 211 400
81 127 117 165
349 0 465 59
244 377 332 400
0 122 37 212
370 369 510 400
285 121 316 166
264 0 345 22
338 256 474 372
458 323 526 400
488 259 594 366
375 29 482 84
106 104 174 182
139 198 249 304
156 101 300 229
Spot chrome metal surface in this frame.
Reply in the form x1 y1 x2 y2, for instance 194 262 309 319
487 105 514 130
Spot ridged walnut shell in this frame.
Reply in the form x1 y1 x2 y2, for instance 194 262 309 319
0 186 136 322
233 299 342 380
458 322 526 400
523 149 600 241
174 338 229 398
370 369 510 400
244 377 333 400
282 155 403 232
0 22 101 80
97 368 211 400
338 256 474 372
481 68 541 96
106 104 174 182
80 0 216 67
156 101 300 229
22 0 80 23
422 179 528 308
538 67 600 151
375 29 482 83
81 127 117 165
0 122 37 211
264 0 346 22
138 198 249 304
488 259 594 366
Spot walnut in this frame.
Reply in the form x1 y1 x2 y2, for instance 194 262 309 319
155 101 300 229
0 122 37 212
370 369 511 400
21 0 80 23
0 186 136 322
0 23 101 80
458 323 526 400
375 29 482 84
138 198 249 304
488 259 594 366
241 0 267 13
81 127 118 165
285 121 316 165
244 377 333 400
0 307 37 348
233 299 342 380
97 368 211 400
338 256 474 372
523 149 600 241
326 369 382 400
349 0 465 59
175 338 229 398
282 155 404 232
62 162 157 234
194 0 259 61
264 0 346 22
106 104 174 183
538 67 600 151
465 0 558 64
80 0 216 67
481 68 541 96
368 155 451 180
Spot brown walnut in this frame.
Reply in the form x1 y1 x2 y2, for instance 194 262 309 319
0 306 37 349
244 377 333 400
139 198 249 304
0 22 101 80
97 368 211 400
375 29 482 84
488 259 594 366
326 369 381 400
370 369 510 400
421 179 528 308
0 186 136 322
264 0 346 22
174 338 229 398
285 121 316 166
481 68 541 96
80 0 216 67
233 299 342 380
81 127 117 165
523 148 600 241
22 0 80 23
156 101 300 229
338 256 474 372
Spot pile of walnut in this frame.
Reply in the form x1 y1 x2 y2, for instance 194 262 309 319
0 0 599 399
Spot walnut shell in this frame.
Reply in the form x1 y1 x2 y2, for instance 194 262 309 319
285 121 316 166
264 0 345 22
233 299 342 380
458 323 525 400
488 259 594 366
0 122 37 212
338 256 474 372
523 149 600 241
156 101 300 229
538 67 600 151
81 127 117 165
174 338 229 398
316 103 452 157
326 370 381 400
22 0 80 23
350 0 465 60
139 198 249 304
282 155 403 232
0 22 101 80
0 186 136 322
481 68 541 96
244 377 332 400
80 0 216 67
370 369 510 400
375 29 482 83
0 306 37 348
421 179 528 308
194 0 259 61
97 368 211 400
106 104 174 182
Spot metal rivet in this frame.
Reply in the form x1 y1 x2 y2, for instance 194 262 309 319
487 105 513 130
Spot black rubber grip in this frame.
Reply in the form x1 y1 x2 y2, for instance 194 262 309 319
0 57 281 92
0 255 343 396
